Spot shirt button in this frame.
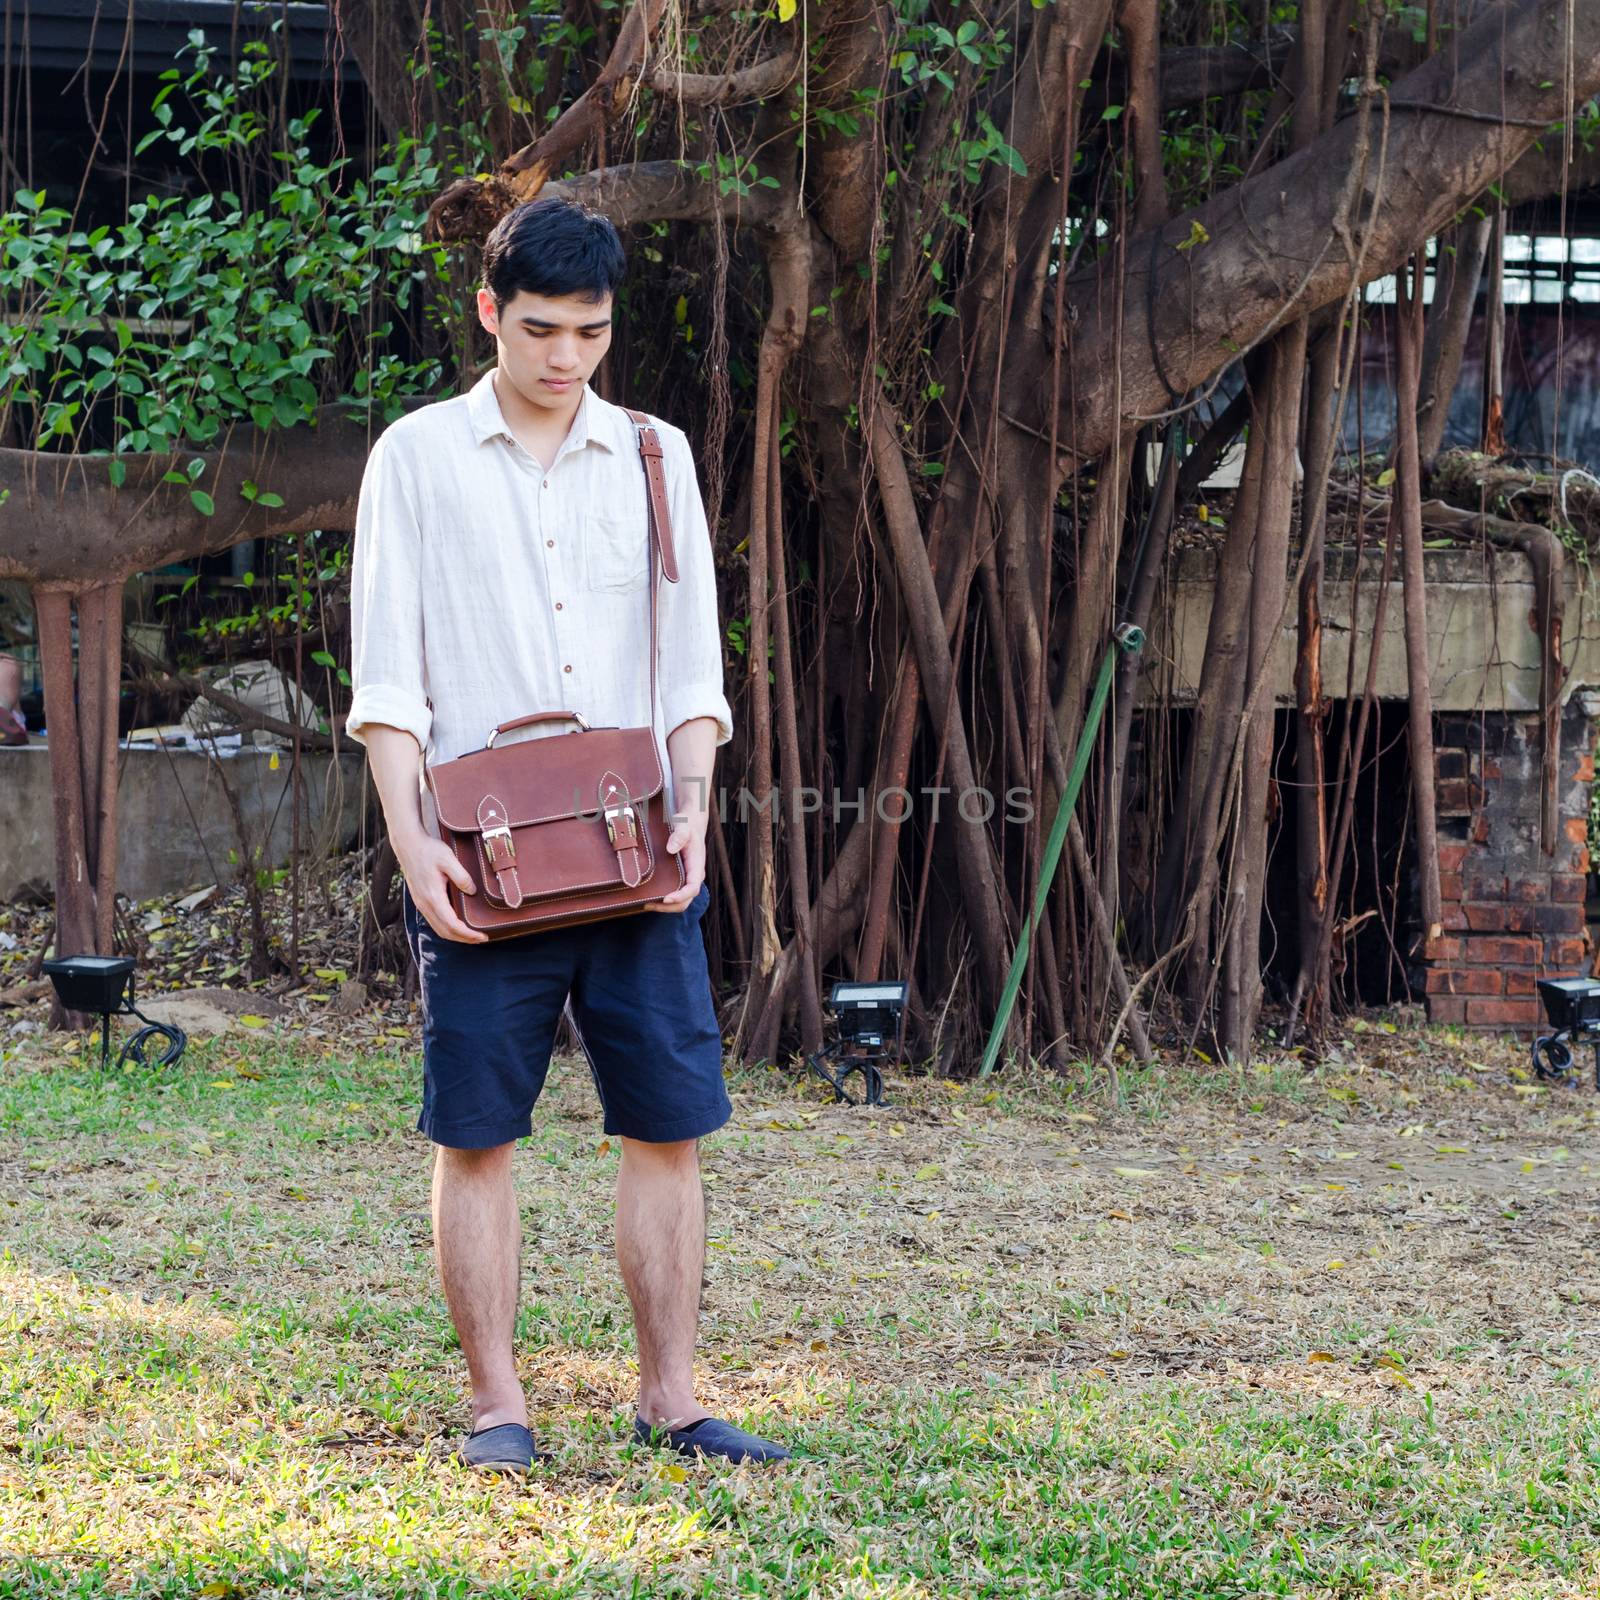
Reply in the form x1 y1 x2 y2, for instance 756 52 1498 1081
563 664 572 673
546 539 554 548
555 601 563 610
542 479 549 488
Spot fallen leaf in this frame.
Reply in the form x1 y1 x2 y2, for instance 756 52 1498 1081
1307 1351 1337 1363
1114 1166 1158 1179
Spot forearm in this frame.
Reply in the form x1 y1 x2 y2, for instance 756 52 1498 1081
666 717 718 830
362 724 430 849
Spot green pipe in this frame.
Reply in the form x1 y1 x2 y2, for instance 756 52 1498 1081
978 623 1145 1078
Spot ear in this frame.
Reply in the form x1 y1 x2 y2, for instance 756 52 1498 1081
475 286 499 337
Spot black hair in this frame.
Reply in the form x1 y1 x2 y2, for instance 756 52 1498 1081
480 197 625 309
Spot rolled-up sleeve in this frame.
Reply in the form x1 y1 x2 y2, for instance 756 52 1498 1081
657 425 734 747
345 429 433 755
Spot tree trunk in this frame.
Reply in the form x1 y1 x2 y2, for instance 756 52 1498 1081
1395 257 1444 940
1417 213 1494 461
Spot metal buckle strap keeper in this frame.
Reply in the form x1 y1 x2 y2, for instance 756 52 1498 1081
604 797 637 847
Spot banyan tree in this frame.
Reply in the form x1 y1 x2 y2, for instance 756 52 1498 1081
4 0 1599 1061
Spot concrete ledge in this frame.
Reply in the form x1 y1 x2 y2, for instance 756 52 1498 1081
0 743 368 903
1146 544 1594 712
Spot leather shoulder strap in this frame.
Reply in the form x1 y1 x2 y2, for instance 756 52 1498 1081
621 407 680 584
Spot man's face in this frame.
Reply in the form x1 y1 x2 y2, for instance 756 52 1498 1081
477 286 613 409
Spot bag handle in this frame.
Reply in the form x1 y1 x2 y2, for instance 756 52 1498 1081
485 710 590 748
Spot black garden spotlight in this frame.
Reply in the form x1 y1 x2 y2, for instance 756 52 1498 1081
1531 976 1600 1089
804 980 907 1107
41 955 187 1071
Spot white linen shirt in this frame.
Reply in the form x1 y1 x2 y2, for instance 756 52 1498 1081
344 369 734 836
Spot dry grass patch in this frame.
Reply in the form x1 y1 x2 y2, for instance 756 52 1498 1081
1 1015 1597 1596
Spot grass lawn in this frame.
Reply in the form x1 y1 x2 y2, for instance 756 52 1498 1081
1 1012 1598 1597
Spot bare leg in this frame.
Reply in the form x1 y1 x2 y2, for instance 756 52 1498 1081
615 1136 712 1430
431 1142 527 1432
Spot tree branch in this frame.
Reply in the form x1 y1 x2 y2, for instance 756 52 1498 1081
427 0 675 243
1054 0 1600 462
544 159 784 230
646 49 799 105
0 418 374 587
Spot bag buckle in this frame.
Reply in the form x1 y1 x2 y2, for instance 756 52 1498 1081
482 823 515 865
604 802 637 847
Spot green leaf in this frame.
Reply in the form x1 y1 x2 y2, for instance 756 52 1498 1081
190 489 215 516
996 141 1027 176
108 458 126 489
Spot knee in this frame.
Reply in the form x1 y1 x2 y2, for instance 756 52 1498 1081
435 1140 515 1178
620 1135 700 1171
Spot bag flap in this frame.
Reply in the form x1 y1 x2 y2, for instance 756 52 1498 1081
471 807 657 906
426 725 664 833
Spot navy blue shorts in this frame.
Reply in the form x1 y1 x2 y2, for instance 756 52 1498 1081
401 879 732 1149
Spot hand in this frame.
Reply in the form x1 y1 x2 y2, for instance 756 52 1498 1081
649 813 707 912
397 833 488 943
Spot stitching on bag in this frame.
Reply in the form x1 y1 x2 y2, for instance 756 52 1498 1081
464 875 680 929
473 823 656 905
431 742 666 833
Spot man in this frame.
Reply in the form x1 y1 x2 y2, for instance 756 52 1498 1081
345 197 788 1474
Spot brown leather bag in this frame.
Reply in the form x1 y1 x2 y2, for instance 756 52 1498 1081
422 408 687 939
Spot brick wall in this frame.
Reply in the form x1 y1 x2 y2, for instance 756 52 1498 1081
1423 701 1595 1032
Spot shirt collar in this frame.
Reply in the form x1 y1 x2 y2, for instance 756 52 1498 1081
466 368 630 455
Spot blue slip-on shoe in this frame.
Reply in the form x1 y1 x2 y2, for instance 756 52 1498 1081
456 1421 548 1475
633 1413 791 1464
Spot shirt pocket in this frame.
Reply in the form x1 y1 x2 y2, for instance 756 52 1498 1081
583 510 648 594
